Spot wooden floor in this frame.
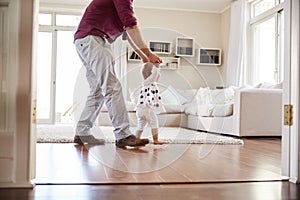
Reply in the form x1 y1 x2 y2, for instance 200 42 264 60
1 181 299 200
35 137 286 184
2 137 298 200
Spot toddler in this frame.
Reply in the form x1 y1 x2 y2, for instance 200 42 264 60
135 62 166 145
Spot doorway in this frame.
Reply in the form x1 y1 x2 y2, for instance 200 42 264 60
34 7 287 185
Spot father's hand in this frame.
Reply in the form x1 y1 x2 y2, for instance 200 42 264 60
147 52 162 66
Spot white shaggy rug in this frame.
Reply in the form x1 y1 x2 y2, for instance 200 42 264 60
36 125 243 145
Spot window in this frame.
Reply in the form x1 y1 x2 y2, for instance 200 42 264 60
252 16 276 83
251 0 276 17
56 14 81 26
37 12 82 124
55 31 82 124
38 13 52 25
247 0 284 85
36 32 53 121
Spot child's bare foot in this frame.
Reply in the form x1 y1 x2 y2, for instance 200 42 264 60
153 140 166 145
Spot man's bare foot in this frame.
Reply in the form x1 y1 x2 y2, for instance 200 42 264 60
153 140 166 145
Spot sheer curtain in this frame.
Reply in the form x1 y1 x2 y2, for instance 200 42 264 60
226 0 246 87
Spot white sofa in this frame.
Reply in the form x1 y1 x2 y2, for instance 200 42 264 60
98 85 282 137
184 88 282 137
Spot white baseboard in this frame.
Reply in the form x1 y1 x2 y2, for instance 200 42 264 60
0 182 35 188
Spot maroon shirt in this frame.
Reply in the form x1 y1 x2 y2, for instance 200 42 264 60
74 0 137 42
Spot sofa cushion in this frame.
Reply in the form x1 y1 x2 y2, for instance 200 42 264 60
210 87 235 104
161 85 187 105
254 81 283 89
176 88 198 104
101 101 136 112
161 104 185 113
184 104 214 116
193 87 211 105
128 87 140 103
192 87 235 105
212 104 233 117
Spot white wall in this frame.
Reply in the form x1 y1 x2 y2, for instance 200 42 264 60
36 3 231 98
125 7 230 93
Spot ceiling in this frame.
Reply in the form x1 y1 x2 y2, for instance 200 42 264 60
40 0 233 13
134 0 232 13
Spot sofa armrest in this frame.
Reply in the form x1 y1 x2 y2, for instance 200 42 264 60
233 88 282 136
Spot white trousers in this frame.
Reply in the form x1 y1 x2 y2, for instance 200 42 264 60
74 35 131 141
136 107 159 131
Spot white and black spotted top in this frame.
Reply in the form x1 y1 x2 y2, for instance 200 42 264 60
135 67 165 113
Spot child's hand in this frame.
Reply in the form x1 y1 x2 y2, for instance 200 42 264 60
155 63 161 68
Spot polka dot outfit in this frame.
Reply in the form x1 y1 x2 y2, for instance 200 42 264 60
138 83 162 109
135 67 165 130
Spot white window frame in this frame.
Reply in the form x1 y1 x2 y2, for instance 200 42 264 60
246 0 284 85
37 10 82 124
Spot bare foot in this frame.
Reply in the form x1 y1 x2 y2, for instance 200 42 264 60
153 140 166 145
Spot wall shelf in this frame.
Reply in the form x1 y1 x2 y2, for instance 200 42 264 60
197 48 221 65
159 57 180 70
176 37 195 57
127 47 141 62
149 40 172 54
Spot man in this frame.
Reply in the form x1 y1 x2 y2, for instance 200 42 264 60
73 0 162 148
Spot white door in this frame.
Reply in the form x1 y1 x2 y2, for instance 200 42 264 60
286 0 300 183
282 0 300 182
